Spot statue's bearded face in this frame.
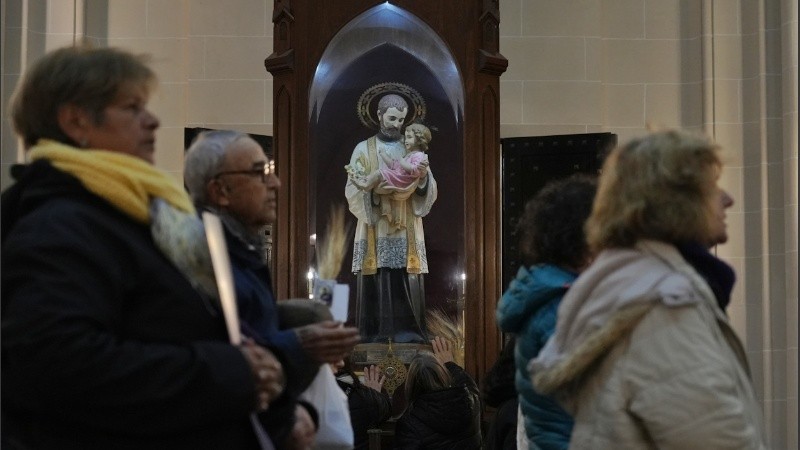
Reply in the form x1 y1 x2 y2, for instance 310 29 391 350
378 106 408 140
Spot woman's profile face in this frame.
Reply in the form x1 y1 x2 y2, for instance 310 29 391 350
706 181 734 246
83 83 160 163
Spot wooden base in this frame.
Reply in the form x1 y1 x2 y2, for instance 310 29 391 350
351 342 431 415
350 342 430 366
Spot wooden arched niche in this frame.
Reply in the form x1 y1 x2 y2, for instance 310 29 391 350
309 5 465 352
266 1 507 377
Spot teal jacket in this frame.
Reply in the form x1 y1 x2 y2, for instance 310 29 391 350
496 264 575 450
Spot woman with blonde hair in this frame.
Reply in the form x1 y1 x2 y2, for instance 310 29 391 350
530 129 767 448
393 337 481 449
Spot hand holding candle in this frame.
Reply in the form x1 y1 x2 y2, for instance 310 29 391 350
240 339 285 411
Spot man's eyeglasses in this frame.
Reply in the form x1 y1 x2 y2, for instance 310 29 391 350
214 159 275 183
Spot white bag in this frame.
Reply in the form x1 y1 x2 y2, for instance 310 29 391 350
300 365 354 450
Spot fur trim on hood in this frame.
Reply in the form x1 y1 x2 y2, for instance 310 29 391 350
529 240 709 398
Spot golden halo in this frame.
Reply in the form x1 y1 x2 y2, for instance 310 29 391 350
357 82 426 130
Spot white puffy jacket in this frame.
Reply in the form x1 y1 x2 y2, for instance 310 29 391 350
530 240 767 449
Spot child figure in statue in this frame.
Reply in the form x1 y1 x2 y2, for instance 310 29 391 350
349 123 431 192
346 123 432 234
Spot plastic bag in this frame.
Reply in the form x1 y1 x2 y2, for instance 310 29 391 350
300 365 354 449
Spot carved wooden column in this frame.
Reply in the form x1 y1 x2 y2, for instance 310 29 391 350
467 0 507 379
265 0 506 377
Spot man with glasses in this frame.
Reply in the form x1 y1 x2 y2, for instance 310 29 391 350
184 130 360 448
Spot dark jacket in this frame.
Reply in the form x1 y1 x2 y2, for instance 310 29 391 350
485 398 518 450
482 338 518 450
1 160 261 449
393 362 481 450
336 372 392 450
222 223 319 447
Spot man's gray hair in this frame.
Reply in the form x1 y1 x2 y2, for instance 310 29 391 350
377 94 408 116
183 129 249 208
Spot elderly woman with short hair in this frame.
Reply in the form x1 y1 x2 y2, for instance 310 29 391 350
530 130 767 448
2 45 283 449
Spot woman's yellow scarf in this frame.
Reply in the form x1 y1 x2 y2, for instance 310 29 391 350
29 139 194 224
28 139 217 300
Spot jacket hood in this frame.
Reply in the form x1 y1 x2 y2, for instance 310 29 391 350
530 241 707 396
496 264 575 334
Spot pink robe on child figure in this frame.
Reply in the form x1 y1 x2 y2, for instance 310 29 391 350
376 150 428 232
380 151 427 189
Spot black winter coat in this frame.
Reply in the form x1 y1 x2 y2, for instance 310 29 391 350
482 337 518 450
223 224 320 447
1 161 262 450
336 374 392 450
393 362 481 450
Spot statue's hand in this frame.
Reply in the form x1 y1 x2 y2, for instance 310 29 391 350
416 159 430 181
373 185 388 195
350 175 368 190
372 180 395 195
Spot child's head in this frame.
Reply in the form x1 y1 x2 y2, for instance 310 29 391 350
403 123 432 152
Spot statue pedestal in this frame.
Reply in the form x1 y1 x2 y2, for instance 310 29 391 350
351 342 430 416
351 342 429 366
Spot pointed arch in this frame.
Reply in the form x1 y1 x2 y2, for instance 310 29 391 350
309 3 464 124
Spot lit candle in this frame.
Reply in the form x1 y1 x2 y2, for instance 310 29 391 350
307 268 315 299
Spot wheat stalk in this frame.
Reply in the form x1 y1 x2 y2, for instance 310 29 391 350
316 204 351 280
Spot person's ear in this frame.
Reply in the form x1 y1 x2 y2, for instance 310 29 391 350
57 104 91 147
206 178 230 207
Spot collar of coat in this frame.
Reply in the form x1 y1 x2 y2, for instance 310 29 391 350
26 141 219 301
529 240 722 397
29 139 194 224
